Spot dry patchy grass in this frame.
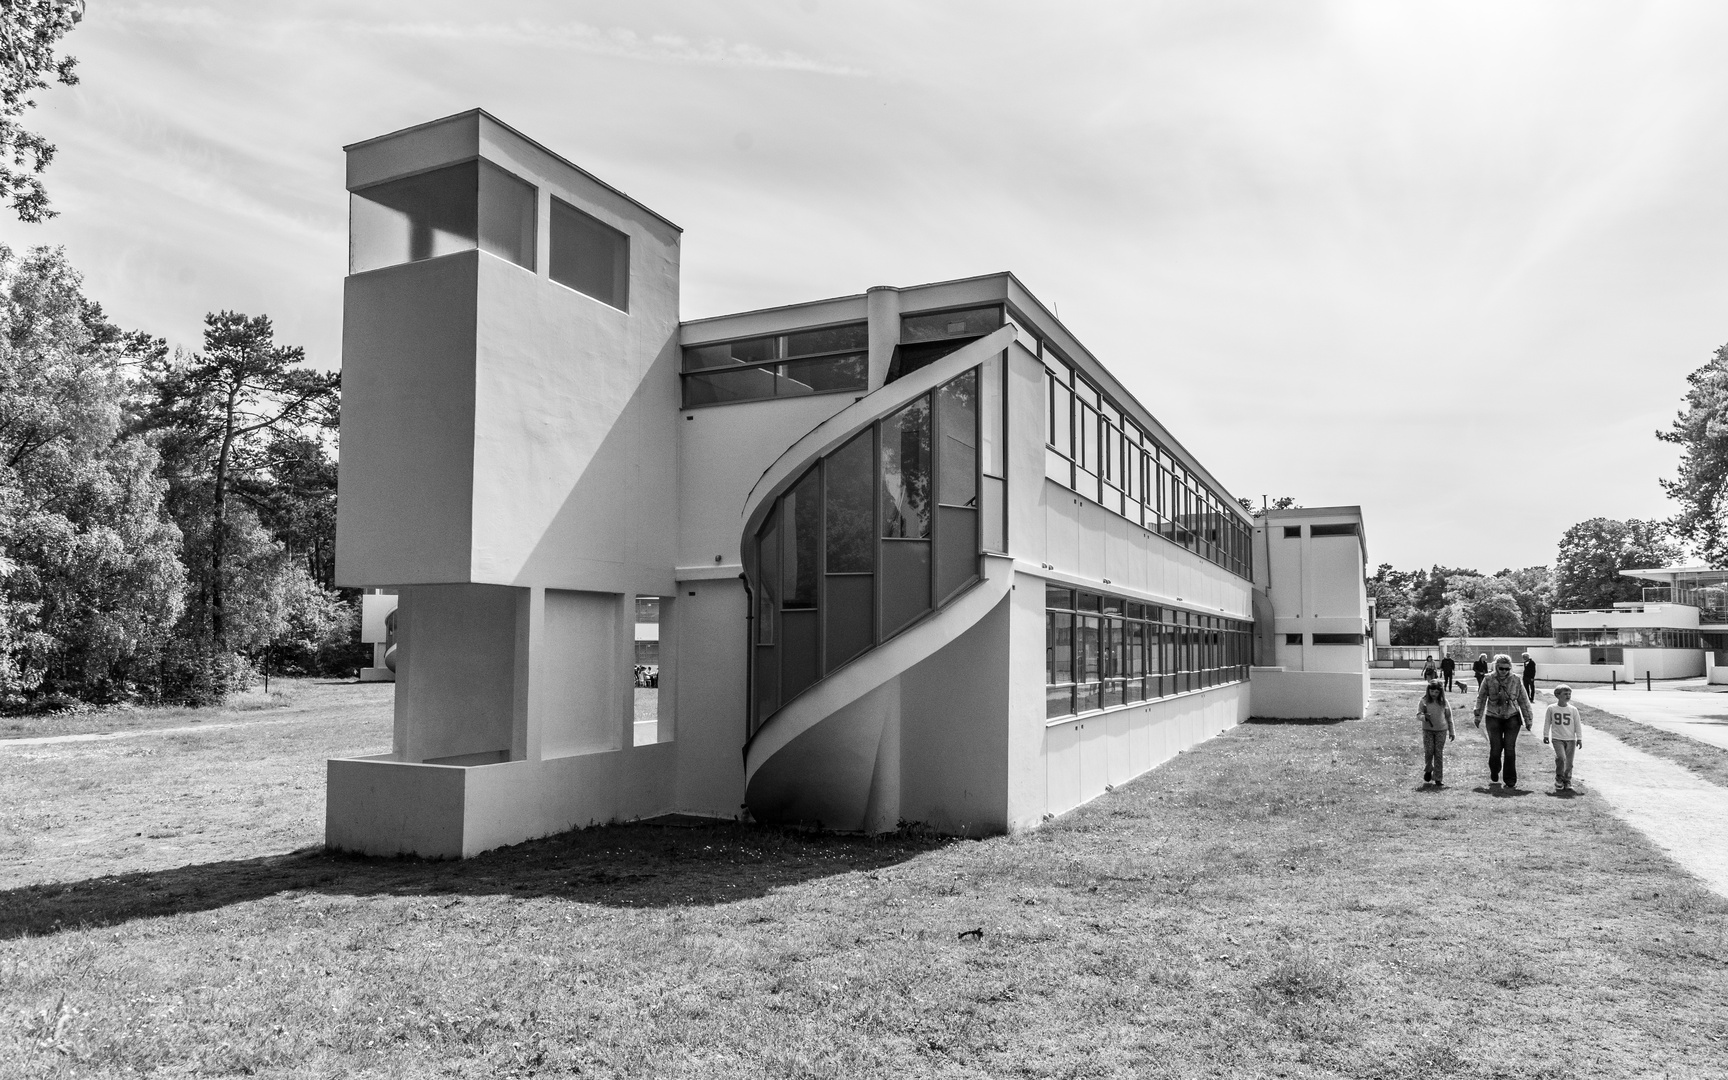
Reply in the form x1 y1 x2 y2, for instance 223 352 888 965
3 682 1727 1078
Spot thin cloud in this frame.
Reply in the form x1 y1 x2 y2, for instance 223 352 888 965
104 5 867 77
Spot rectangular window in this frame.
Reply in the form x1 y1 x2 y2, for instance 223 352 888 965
1309 522 1358 538
1044 588 1250 717
550 197 629 310
1286 633 1302 646
350 159 536 275
1283 526 1301 538
1312 633 1364 646
682 323 868 408
901 305 1003 343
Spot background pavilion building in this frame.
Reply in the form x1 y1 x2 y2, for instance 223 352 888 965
327 110 1370 858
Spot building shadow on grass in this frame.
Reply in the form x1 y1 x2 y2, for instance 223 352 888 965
1243 717 1351 726
0 820 958 940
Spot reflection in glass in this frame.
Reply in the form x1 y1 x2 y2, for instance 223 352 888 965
881 396 932 539
938 370 978 507
787 324 868 356
782 354 866 394
825 431 873 573
901 305 1002 343
783 469 819 609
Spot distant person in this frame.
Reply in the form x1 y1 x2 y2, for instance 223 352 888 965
1440 654 1460 694
1422 655 1437 683
1416 681 1455 787
1522 653 1537 701
1542 684 1584 792
1472 653 1490 692
1475 653 1534 789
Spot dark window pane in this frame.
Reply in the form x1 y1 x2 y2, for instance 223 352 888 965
782 469 819 609
881 396 932 539
824 575 874 671
938 369 978 507
1045 585 1074 610
1076 683 1100 713
1048 612 1073 683
787 323 868 356
351 160 478 273
781 610 819 702
754 644 778 723
902 305 1002 343
936 505 977 603
684 336 778 371
881 540 931 636
550 196 630 310
782 354 866 394
1077 616 1100 682
1049 376 1071 454
477 161 536 270
825 430 874 573
682 368 779 407
1103 679 1125 708
1078 592 1102 613
886 340 962 383
755 511 779 644
1047 684 1075 719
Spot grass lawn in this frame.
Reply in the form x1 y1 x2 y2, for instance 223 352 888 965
3 681 1727 1078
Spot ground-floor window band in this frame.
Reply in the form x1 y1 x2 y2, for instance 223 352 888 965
1045 584 1251 720
1553 628 1702 649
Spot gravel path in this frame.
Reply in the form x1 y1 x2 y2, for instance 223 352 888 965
1571 682 1728 752
1575 727 1728 899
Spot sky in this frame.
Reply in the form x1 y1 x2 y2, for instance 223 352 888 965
9 0 1728 574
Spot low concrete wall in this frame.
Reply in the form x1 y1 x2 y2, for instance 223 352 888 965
326 742 683 858
1249 667 1367 720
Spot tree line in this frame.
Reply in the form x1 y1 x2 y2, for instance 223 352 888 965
0 246 355 707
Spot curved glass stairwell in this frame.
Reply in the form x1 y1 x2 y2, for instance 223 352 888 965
748 356 1005 736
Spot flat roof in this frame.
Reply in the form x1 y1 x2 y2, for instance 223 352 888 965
680 270 1256 524
344 108 682 233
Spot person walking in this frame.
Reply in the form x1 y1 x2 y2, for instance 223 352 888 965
1474 653 1534 789
1422 655 1437 684
1542 684 1584 792
1522 653 1537 702
1416 681 1455 786
1472 652 1489 692
1440 654 1459 694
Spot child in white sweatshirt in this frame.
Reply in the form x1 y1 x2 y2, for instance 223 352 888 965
1542 684 1584 791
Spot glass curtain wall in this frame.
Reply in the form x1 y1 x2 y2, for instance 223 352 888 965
751 358 1003 734
1044 586 1251 719
1032 322 1251 581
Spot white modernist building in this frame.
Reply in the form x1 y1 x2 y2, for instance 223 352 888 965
326 110 1371 858
1247 506 1371 720
1434 565 1726 685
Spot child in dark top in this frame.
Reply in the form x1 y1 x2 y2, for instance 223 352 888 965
1416 681 1455 787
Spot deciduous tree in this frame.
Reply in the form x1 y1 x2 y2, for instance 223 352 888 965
0 1 84 222
1658 342 1728 565
1552 517 1681 610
